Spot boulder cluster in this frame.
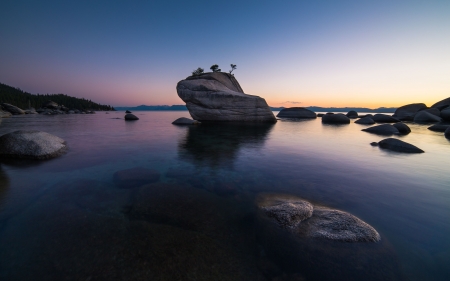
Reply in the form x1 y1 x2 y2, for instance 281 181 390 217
0 101 96 116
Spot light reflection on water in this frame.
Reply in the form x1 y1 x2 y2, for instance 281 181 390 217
0 111 449 280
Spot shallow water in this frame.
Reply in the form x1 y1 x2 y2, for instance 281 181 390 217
0 111 449 280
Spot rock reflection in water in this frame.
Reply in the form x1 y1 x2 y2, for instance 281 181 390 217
177 123 274 168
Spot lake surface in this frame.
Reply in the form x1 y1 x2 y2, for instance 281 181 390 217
0 111 449 280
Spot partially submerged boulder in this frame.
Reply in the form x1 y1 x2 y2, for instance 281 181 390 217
392 122 411 134
372 114 399 123
345 111 358 118
176 72 276 122
431 97 450 110
393 103 427 121
172 117 200 125
413 111 441 123
440 108 450 121
355 117 375 125
362 124 399 135
445 127 450 139
0 130 66 159
125 110 132 113
322 113 350 124
378 138 424 153
1 103 25 115
428 123 450 132
276 107 316 119
124 113 139 120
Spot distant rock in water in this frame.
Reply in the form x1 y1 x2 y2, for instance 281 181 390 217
1 103 25 115
428 123 450 132
346 110 358 118
322 113 350 124
125 110 132 113
176 72 276 122
172 117 200 125
445 127 450 139
372 114 399 123
431 97 450 110
392 122 411 134
393 103 427 121
413 111 441 123
378 138 424 153
0 130 66 159
276 107 316 119
317 113 325 117
355 117 375 125
362 124 399 135
113 167 160 188
124 113 139 120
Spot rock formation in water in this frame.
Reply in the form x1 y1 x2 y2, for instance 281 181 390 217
392 122 411 134
346 110 358 118
355 116 375 125
377 138 424 153
413 111 441 123
125 113 139 120
392 103 427 121
172 117 200 125
321 113 350 124
276 107 317 119
1 103 25 115
176 72 276 122
428 123 450 132
0 130 66 159
431 97 450 110
362 124 399 135
372 114 399 123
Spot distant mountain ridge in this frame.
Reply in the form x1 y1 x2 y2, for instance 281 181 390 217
116 105 397 113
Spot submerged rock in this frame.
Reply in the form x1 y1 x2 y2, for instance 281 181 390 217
276 107 316 119
355 117 375 125
124 113 139 120
372 114 399 123
392 122 411 134
378 138 424 153
113 167 160 188
393 103 427 121
413 111 441 123
322 113 350 124
362 124 399 135
172 117 200 125
1 103 25 115
176 72 276 122
0 130 66 159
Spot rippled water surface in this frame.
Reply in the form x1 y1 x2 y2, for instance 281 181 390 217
0 111 449 280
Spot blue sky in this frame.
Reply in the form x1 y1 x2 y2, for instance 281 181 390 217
1 0 449 107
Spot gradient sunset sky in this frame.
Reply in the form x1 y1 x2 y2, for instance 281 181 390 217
1 0 449 108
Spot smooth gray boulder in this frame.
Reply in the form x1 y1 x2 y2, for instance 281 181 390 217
1 103 25 115
322 113 350 124
393 103 427 121
346 110 358 118
392 122 411 134
124 113 139 120
378 138 424 153
0 109 12 118
172 117 200 125
372 114 399 123
428 123 450 132
355 117 375 125
431 97 450 110
441 108 450 121
306 207 381 242
413 111 442 123
362 124 399 135
176 72 276 122
276 107 316 119
0 130 66 159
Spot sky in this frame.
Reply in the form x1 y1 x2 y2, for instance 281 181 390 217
1 0 449 108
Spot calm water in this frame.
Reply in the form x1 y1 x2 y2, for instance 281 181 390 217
0 111 449 280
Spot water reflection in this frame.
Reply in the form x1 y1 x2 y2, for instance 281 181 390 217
177 123 274 168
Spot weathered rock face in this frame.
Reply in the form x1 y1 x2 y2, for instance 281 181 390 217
322 113 350 124
362 124 399 135
124 113 139 120
372 114 399 123
1 103 25 115
172 117 200 125
355 117 375 125
392 122 411 134
0 130 66 159
258 195 314 228
413 111 442 123
393 103 427 120
276 107 316 118
431 97 450 110
176 72 276 122
378 138 424 153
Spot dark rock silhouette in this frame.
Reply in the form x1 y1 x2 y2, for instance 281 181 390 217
355 117 375 125
378 138 424 153
276 107 316 119
392 123 411 134
362 124 399 135
172 117 200 125
393 103 427 121
372 114 399 123
346 110 358 118
431 97 450 110
428 123 450 132
322 113 350 124
413 111 441 123
124 113 139 120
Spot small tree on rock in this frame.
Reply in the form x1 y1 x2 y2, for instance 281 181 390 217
210 64 221 72
191 67 204 76
229 64 237 74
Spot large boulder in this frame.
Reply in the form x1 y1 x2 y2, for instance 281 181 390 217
428 123 450 132
440 108 450 121
0 109 12 118
0 130 66 159
431 97 450 110
372 114 399 123
422 108 441 117
377 138 424 153
42 100 59 109
172 117 200 125
393 103 427 121
413 111 442 123
362 124 399 135
124 113 139 120
322 113 350 124
355 117 375 125
345 110 358 118
1 103 25 115
445 127 450 139
176 72 276 122
276 107 316 119
392 122 411 134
